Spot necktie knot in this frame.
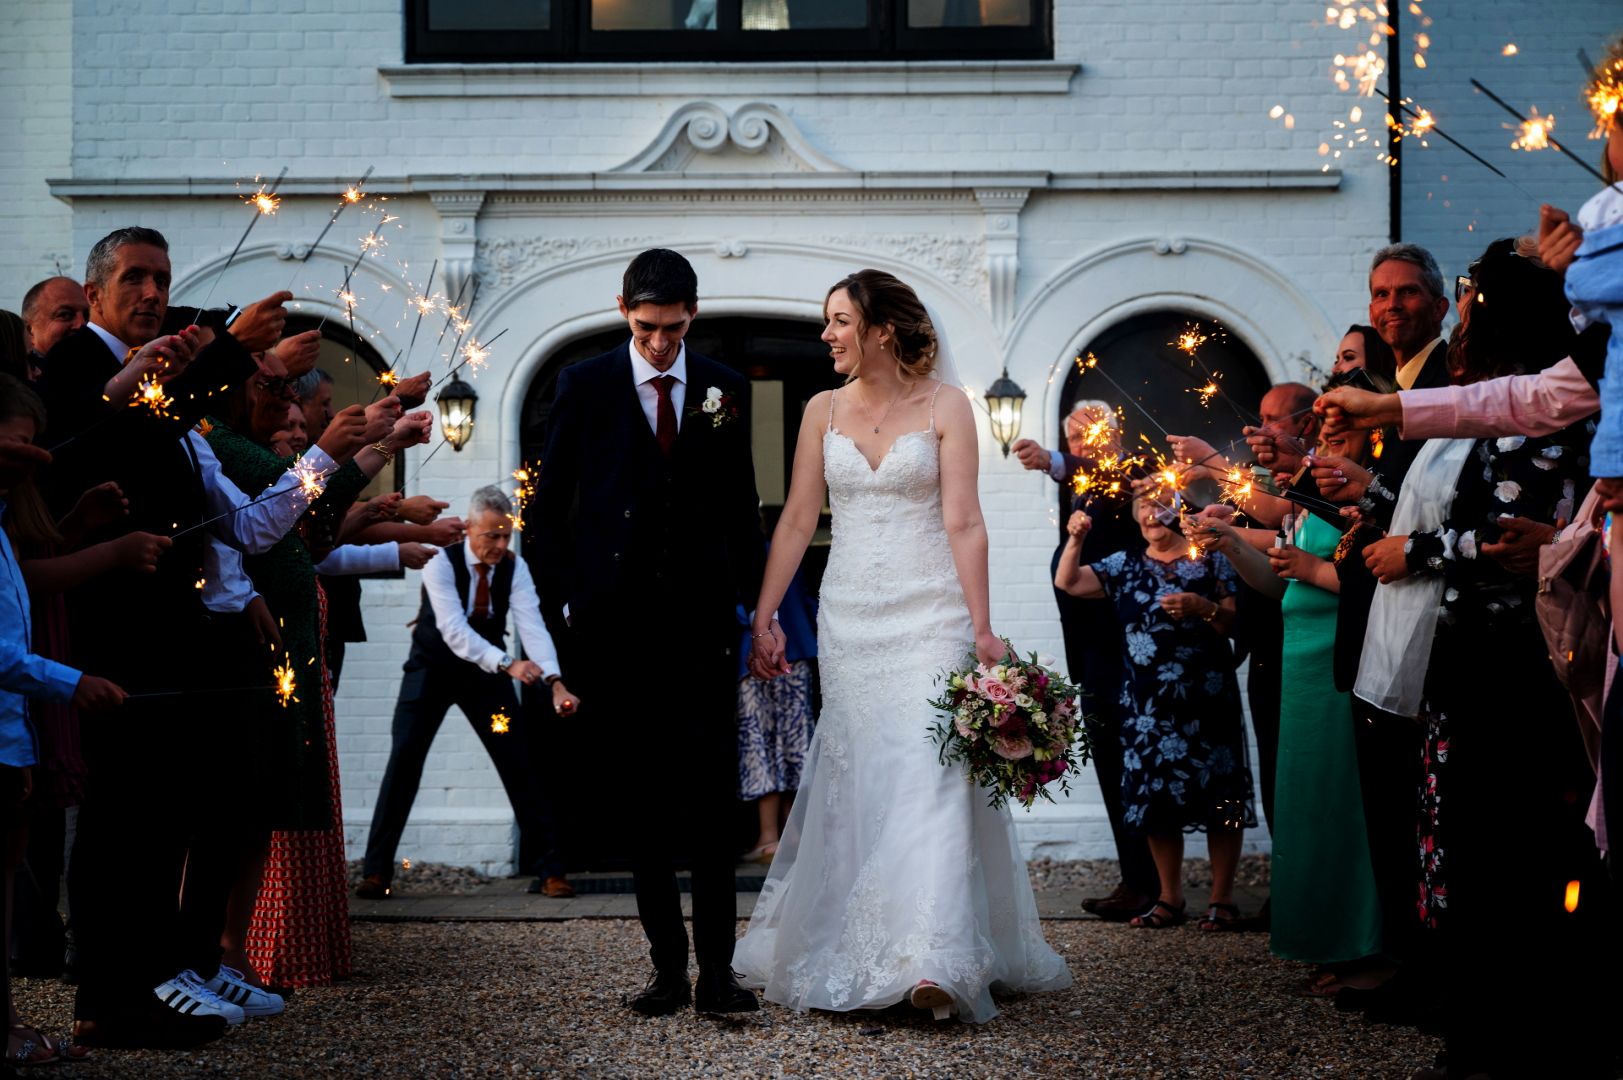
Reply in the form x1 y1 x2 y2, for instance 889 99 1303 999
653 374 677 399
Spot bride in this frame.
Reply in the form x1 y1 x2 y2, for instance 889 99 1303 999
735 270 1071 1022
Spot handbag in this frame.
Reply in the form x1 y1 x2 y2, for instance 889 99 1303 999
1535 486 1609 772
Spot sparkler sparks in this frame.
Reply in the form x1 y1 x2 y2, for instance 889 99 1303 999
1192 381 1220 408
1509 107 1555 151
290 456 328 501
490 710 511 734
273 660 298 707
1172 322 1211 356
130 374 176 419
377 369 400 390
507 464 538 531
1586 41 1623 139
343 186 364 203
460 338 491 375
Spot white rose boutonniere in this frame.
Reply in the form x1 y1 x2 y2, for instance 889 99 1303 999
689 385 739 428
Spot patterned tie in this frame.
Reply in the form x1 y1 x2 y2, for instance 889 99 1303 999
472 563 491 619
652 374 678 456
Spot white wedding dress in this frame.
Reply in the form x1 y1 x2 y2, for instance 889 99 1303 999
732 384 1072 1023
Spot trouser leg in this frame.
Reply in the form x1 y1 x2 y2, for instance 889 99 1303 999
457 676 560 879
361 668 452 880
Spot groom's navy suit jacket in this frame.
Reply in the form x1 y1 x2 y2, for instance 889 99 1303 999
534 340 765 645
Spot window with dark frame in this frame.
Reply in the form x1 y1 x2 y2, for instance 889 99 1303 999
406 0 1051 63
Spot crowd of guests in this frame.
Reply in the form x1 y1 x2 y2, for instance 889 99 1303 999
0 224 476 1061
1027 114 1621 1078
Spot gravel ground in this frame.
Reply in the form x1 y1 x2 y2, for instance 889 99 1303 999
12 914 1436 1078
346 860 493 895
1027 855 1270 893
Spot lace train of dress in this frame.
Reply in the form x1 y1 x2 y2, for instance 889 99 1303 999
733 399 1072 1023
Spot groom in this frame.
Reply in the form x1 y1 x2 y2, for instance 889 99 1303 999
536 249 771 1015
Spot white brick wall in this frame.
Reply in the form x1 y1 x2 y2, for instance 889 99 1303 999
8 0 1606 870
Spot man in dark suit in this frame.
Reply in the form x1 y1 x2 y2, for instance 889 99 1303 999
35 226 313 1048
536 249 766 1016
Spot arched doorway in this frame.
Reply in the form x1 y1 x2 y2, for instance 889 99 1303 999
284 312 402 499
1051 309 1274 529
519 315 840 871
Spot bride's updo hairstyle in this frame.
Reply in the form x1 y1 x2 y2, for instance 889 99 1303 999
826 269 939 379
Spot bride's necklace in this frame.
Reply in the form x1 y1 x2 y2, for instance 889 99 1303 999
852 382 907 434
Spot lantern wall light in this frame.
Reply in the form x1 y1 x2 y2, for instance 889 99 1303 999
436 375 478 451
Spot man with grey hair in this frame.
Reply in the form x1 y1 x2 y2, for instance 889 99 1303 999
358 483 579 901
1368 242 1451 392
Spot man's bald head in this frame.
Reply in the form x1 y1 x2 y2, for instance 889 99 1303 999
1259 382 1318 438
20 276 88 357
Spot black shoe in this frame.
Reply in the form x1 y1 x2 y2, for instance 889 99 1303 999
629 970 691 1016
355 874 392 900
695 970 759 1014
73 1001 229 1049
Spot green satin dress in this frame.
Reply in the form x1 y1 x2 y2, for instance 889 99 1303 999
1269 512 1383 963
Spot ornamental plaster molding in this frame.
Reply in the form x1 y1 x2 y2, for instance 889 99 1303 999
812 233 988 300
611 101 849 175
473 234 664 290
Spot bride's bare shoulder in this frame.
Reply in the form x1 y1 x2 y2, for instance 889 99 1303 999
930 382 974 425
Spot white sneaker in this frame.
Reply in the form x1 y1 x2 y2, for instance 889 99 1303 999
203 965 285 1018
154 969 247 1027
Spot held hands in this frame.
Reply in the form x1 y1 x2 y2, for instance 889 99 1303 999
1539 205 1584 276
1480 515 1558 576
112 531 172 573
1011 438 1052 473
397 542 439 569
506 659 543 686
395 495 448 525
262 330 321 379
362 397 403 444
316 404 371 462
1316 387 1400 437
418 515 466 547
227 291 292 355
243 596 284 654
747 621 790 680
1309 453 1371 504
1158 592 1214 621
393 371 432 410
552 680 581 717
1363 534 1410 584
72 674 127 713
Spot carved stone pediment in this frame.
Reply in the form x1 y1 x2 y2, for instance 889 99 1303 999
611 102 849 175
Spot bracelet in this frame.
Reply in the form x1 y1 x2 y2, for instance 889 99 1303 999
751 620 778 639
370 440 395 461
1200 601 1218 622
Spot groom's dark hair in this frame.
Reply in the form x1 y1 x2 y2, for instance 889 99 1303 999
621 248 698 311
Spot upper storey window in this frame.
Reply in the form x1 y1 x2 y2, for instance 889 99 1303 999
406 1 1052 62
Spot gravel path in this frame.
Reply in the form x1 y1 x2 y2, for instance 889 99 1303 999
12 915 1436 1077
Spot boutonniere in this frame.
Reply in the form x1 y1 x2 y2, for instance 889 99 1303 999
195 417 214 437
690 386 739 429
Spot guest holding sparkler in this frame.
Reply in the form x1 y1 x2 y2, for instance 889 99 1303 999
1055 495 1254 930
1015 402 1156 919
1352 238 1601 1071
203 360 429 993
1189 410 1387 994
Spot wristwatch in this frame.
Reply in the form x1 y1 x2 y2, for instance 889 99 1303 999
497 653 514 673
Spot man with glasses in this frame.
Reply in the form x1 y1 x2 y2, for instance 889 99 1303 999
357 484 580 901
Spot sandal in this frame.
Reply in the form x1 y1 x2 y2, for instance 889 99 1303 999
9 1024 89 1066
1129 900 1187 928
1198 901 1241 931
908 980 956 1021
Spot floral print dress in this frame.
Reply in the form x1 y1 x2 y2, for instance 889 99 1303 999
1089 549 1257 836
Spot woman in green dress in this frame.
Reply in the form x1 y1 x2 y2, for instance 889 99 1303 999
1192 423 1385 990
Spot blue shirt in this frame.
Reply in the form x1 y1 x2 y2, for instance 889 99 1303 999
0 500 81 768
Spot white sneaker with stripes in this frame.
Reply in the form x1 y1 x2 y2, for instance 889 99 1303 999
153 970 246 1027
203 965 286 1018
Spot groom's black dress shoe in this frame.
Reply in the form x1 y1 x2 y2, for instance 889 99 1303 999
629 970 691 1016
695 971 759 1014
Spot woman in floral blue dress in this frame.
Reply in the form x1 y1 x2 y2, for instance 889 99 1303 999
1056 496 1255 929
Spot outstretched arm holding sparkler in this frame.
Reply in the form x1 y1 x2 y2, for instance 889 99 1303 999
1054 511 1106 599
1182 515 1286 600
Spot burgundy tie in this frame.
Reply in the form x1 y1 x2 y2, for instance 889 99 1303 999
652 374 678 456
472 563 491 619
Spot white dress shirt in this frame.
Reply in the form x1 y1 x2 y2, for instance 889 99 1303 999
314 542 402 576
629 341 687 435
420 542 561 678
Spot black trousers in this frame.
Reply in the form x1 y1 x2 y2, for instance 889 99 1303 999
1053 584 1158 896
1350 701 1425 968
576 617 740 977
362 663 560 880
12 802 67 973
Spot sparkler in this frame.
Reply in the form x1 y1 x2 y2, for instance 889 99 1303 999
170 456 332 541
508 463 538 530
130 374 176 420
1373 90 1525 190
1470 79 1618 188
1585 41 1623 140
1191 381 1220 408
272 660 298 708
490 710 511 734
1075 353 1171 437
433 327 509 391
399 258 439 373
192 166 288 317
1171 322 1210 356
289 166 374 276
1508 107 1556 151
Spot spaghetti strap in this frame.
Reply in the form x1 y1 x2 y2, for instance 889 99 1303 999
928 381 944 433
827 387 837 433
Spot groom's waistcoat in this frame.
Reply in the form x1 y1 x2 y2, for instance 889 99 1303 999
404 542 514 673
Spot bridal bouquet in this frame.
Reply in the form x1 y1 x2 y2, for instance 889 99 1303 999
928 647 1090 810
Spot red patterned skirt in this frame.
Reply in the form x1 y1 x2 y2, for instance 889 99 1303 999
245 582 352 987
